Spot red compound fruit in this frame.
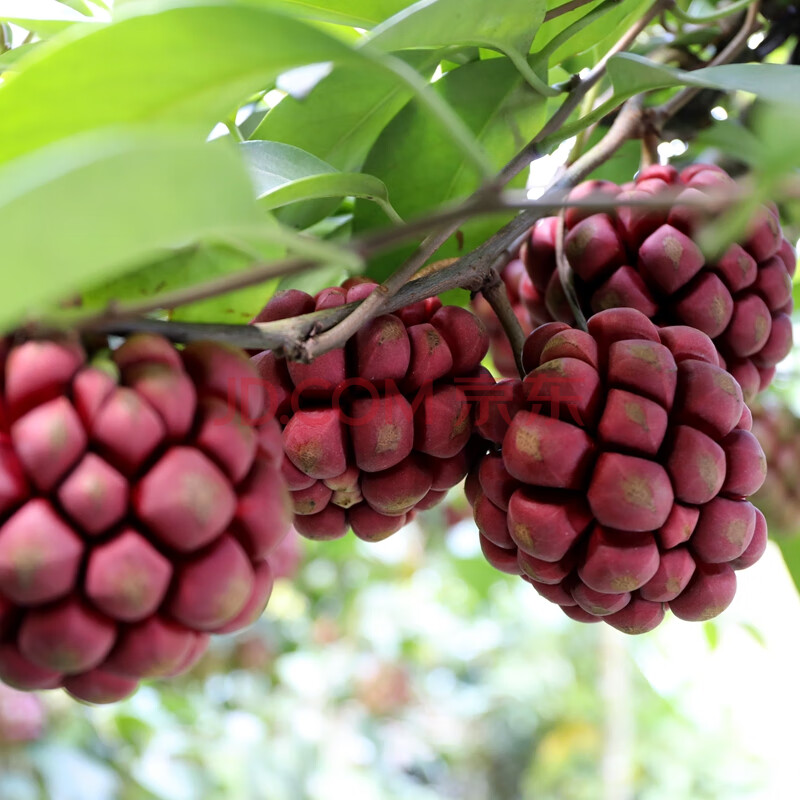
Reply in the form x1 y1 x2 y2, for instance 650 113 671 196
252 282 492 542
751 401 800 538
518 164 796 399
0 335 291 703
469 307 767 632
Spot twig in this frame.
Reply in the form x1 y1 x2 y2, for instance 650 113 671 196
544 0 602 22
555 210 588 331
480 270 527 378
303 224 458 359
640 126 661 167
654 0 761 122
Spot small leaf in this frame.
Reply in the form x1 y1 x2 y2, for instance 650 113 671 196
739 622 766 649
251 51 439 171
608 54 800 105
0 0 98 33
692 119 765 168
241 141 402 224
0 42 39 70
703 620 719 650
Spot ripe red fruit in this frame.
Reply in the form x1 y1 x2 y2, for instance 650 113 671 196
518 164 794 398
253 281 492 542
470 308 766 632
0 334 291 702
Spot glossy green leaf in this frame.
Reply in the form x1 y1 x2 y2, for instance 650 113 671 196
0 129 267 328
0 41 39 70
57 0 95 13
367 0 544 55
79 244 282 324
354 56 546 280
241 140 401 223
365 0 551 94
608 54 800 105
534 0 644 64
0 0 99 33
692 119 765 167
778 537 800 598
242 0 414 27
251 52 438 171
0 1 363 166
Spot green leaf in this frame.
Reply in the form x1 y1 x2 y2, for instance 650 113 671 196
0 128 266 328
240 0 414 28
0 1 491 178
0 0 98 33
0 1 363 166
778 537 800 598
57 0 96 14
0 42 39 70
251 52 439 171
692 119 765 168
80 244 283 324
702 620 719 650
241 140 402 224
354 56 546 280
608 54 800 105
365 0 551 95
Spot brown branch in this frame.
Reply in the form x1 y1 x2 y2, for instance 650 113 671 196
544 0 601 22
480 270 527 378
303 224 458 360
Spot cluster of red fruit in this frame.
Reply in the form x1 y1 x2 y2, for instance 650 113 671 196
0 335 291 703
467 163 795 632
0 162 794 703
751 401 800 538
251 280 491 542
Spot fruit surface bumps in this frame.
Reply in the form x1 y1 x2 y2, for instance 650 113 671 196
0 335 291 703
470 307 767 633
252 282 492 542
518 164 796 398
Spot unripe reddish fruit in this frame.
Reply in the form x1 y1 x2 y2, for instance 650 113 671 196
0 334 291 702
517 165 794 397
471 308 766 632
253 281 491 541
